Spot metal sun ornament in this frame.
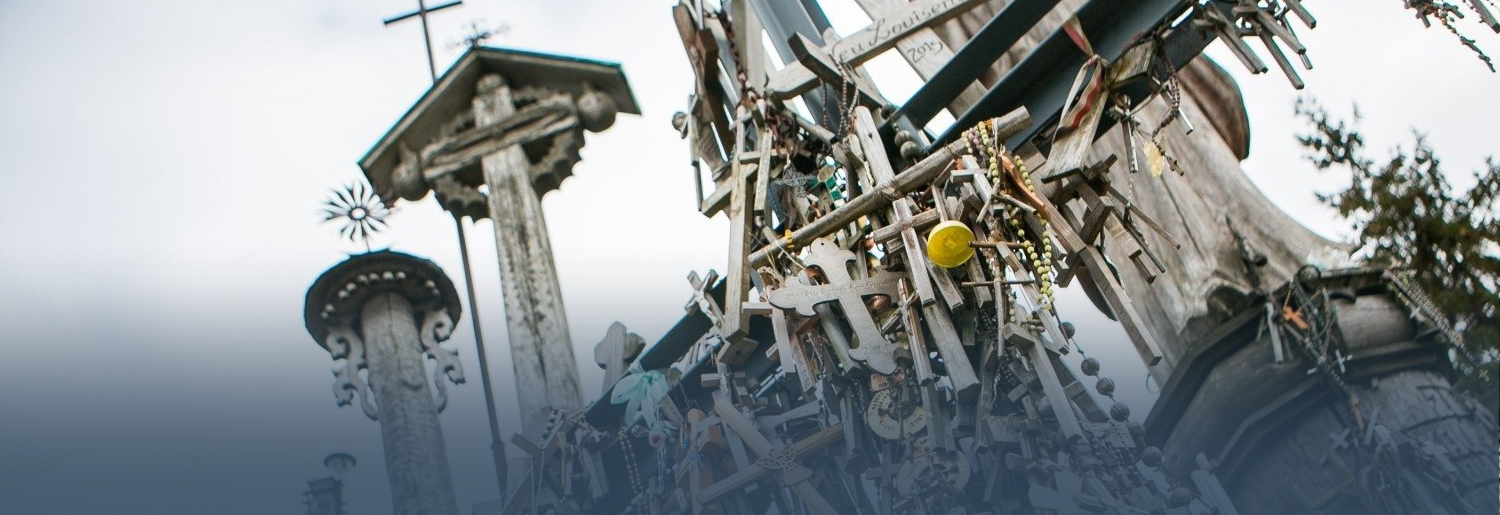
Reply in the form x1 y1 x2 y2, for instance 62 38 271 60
322 182 393 252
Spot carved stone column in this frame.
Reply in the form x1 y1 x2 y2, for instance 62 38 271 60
305 251 465 515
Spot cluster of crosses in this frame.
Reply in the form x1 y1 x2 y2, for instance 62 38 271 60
531 0 1293 514
303 1 1499 515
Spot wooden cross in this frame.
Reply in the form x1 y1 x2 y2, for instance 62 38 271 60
382 0 464 80
767 238 903 374
1030 189 1166 370
673 3 733 187
686 269 724 320
1002 323 1083 439
850 106 981 400
1281 305 1309 331
593 322 644 395
1052 162 1171 284
853 107 936 306
718 121 770 364
759 301 818 394
849 0 986 113
764 0 990 100
698 396 845 515
787 34 890 111
899 290 956 451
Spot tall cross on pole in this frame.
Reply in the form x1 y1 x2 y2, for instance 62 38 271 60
383 0 464 80
381 0 513 501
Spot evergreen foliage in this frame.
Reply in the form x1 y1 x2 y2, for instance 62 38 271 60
1296 98 1499 417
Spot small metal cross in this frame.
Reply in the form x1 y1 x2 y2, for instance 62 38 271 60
383 0 464 80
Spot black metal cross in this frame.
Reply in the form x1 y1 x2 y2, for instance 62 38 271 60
383 0 464 80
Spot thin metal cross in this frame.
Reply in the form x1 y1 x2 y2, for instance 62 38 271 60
383 0 464 80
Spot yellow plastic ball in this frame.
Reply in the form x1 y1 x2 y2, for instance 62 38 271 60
927 221 976 268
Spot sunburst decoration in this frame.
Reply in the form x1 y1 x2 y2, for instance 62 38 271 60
322 182 393 251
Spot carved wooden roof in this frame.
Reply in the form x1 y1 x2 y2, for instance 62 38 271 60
358 46 640 201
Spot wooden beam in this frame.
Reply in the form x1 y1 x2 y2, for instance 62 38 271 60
749 107 1029 267
764 0 990 99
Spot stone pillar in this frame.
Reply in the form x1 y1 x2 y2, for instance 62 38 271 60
306 251 466 515
470 73 586 438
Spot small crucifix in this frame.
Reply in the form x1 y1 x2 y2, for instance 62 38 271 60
383 0 465 80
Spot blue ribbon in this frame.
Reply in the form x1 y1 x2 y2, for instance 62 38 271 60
611 362 668 427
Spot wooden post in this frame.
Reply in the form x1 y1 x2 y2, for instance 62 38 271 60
305 252 465 515
472 73 584 438
361 292 462 515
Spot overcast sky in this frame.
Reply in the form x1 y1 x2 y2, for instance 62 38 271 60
0 1 1494 514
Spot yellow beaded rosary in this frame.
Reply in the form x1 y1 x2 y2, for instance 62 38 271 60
965 118 1056 311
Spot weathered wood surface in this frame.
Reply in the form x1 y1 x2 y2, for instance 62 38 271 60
1146 290 1499 514
362 292 460 515
474 73 584 438
764 0 992 99
1229 369 1499 514
578 3 1500 515
701 396 845 514
594 322 644 394
746 106 1029 267
768 238 903 374
851 0 986 113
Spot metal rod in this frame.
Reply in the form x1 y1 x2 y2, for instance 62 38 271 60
453 215 509 497
418 0 438 80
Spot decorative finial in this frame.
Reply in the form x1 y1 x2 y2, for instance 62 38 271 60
322 182 393 252
451 19 510 50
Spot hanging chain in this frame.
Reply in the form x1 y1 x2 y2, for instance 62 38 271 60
1149 35 1184 140
1383 270 1468 350
618 429 647 514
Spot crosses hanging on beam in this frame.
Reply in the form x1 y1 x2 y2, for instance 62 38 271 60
848 105 981 401
1191 0 1316 88
383 0 465 80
